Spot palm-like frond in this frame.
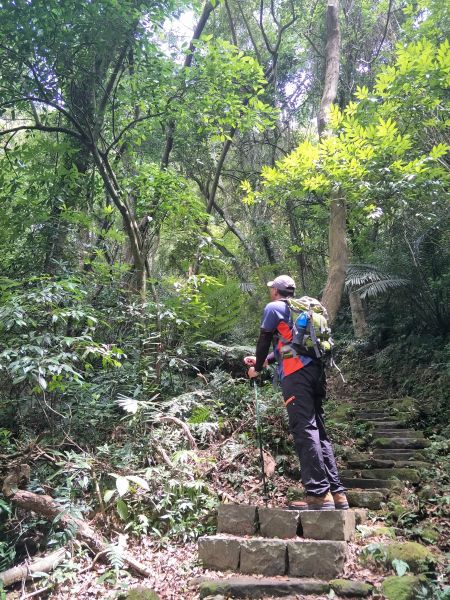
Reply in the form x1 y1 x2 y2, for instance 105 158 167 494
357 278 410 299
346 264 410 298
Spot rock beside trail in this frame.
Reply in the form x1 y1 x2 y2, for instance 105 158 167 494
384 541 437 573
381 575 427 600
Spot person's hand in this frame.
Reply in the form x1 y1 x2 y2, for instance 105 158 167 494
247 366 260 379
244 355 256 366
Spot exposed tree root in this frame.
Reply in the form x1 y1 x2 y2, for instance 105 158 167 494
3 489 152 582
0 547 66 587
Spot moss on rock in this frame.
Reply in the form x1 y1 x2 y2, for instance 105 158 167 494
381 575 425 600
119 587 160 600
330 403 352 423
385 541 436 573
370 526 397 539
329 579 374 597
362 468 421 483
199 581 229 598
386 498 407 520
346 490 385 510
373 437 429 449
420 528 440 544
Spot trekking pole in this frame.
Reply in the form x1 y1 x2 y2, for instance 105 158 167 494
252 379 269 506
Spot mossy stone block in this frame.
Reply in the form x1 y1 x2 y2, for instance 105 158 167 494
120 588 160 600
385 541 436 573
361 468 420 483
199 581 230 598
347 490 385 509
373 437 429 449
329 579 374 597
381 575 426 600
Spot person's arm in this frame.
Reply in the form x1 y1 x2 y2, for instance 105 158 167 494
247 302 279 378
254 329 273 372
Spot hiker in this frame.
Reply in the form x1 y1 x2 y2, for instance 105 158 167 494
244 275 348 511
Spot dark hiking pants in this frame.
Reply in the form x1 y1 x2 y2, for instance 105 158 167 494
281 360 345 497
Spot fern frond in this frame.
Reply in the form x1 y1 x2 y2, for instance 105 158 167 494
345 263 387 288
116 394 139 414
346 264 410 298
106 543 124 571
357 278 410 299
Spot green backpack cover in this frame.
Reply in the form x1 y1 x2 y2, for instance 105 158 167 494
287 296 333 358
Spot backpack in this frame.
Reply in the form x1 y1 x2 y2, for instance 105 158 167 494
287 296 333 359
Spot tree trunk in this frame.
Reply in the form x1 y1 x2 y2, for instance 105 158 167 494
349 289 368 338
317 0 341 138
317 0 347 324
321 187 347 322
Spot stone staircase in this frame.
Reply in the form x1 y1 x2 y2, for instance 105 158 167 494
343 400 430 511
194 396 430 598
194 504 367 598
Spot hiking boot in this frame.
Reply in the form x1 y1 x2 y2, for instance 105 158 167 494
288 491 335 511
332 492 349 510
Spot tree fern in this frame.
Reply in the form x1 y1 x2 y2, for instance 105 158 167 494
346 264 410 299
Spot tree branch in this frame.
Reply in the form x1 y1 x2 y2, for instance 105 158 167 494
0 124 85 145
362 0 394 66
224 0 238 45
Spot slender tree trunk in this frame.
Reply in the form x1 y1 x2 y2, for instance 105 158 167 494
317 0 348 323
286 198 307 290
317 1 340 138
321 187 347 321
349 289 368 338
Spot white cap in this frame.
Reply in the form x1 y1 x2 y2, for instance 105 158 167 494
267 275 296 292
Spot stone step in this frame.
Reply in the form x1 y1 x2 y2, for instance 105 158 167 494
347 490 387 510
366 420 407 429
342 477 400 490
395 460 429 469
347 457 395 469
217 504 356 541
198 535 347 579
373 429 423 438
373 449 428 460
347 456 428 470
354 412 389 419
342 468 420 483
195 576 374 598
373 437 430 449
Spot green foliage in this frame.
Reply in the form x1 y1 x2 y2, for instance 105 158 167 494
163 275 243 343
0 277 123 406
186 37 276 142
